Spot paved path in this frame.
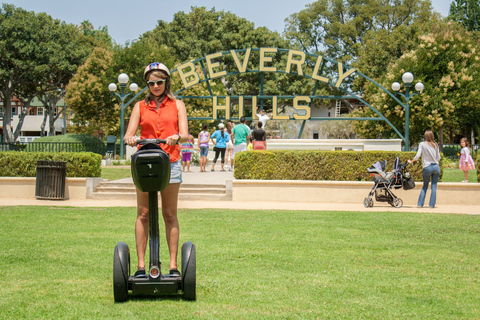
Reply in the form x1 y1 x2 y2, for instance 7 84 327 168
1 165 479 215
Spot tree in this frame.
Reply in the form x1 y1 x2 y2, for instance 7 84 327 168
284 0 433 63
0 4 91 142
78 20 113 48
449 0 480 31
143 7 303 128
65 47 117 136
350 20 480 148
66 39 175 136
284 0 435 113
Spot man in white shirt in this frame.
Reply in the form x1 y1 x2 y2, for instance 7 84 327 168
256 109 270 128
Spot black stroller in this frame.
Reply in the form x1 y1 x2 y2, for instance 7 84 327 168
364 157 415 208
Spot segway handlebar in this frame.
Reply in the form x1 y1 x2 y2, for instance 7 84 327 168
136 138 180 145
136 138 167 145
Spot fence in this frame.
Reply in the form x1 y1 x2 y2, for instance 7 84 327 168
0 142 107 155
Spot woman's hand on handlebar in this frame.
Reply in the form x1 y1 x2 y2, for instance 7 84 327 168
124 135 138 147
165 134 180 146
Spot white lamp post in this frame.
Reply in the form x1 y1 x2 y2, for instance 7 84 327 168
108 73 138 159
391 72 424 151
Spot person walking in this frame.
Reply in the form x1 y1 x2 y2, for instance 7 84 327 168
459 137 475 182
251 121 267 150
181 128 194 172
210 123 229 171
124 62 188 277
197 123 210 172
408 130 441 208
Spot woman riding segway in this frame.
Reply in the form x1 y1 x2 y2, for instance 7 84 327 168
124 62 188 278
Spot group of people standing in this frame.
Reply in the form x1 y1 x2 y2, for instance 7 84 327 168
193 116 253 172
181 109 271 172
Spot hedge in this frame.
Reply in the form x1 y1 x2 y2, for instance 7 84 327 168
233 150 444 182
0 151 101 177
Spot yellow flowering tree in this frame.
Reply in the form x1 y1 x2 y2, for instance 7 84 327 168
351 20 480 148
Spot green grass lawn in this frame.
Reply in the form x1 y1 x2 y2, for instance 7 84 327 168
101 167 131 181
1 207 479 319
442 168 478 183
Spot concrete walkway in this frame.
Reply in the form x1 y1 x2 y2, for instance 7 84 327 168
1 165 479 215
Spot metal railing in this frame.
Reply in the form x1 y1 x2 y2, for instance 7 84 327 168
0 142 107 155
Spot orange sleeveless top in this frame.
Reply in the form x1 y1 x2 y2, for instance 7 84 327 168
139 98 181 163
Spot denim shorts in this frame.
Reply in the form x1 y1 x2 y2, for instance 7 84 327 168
169 159 182 184
199 146 209 157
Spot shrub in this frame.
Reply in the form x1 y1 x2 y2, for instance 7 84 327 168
233 150 444 182
0 152 101 177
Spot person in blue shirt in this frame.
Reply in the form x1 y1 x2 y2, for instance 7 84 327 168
210 123 230 171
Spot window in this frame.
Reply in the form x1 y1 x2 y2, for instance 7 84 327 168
11 107 17 116
37 107 44 116
0 107 3 118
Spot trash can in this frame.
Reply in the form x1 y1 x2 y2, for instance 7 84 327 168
35 160 67 200
106 135 117 158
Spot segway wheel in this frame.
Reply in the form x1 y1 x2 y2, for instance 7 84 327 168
113 242 130 302
393 198 403 208
368 198 374 207
181 241 196 301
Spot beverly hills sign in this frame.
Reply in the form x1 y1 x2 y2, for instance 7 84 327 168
171 48 356 121
123 48 410 144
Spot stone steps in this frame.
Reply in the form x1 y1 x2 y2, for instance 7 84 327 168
93 181 230 201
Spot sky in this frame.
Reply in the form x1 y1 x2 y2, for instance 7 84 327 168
7 0 451 45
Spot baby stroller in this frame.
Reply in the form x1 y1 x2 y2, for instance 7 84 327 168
364 157 415 208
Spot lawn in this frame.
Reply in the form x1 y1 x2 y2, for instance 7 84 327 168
1 207 479 319
442 168 478 183
101 166 131 181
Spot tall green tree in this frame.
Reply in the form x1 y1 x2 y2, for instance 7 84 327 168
449 0 480 31
350 20 480 148
285 0 433 63
0 4 91 142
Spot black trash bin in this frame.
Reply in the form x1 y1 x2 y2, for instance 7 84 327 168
35 160 67 200
106 135 117 158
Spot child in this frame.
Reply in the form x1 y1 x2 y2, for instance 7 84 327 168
459 137 475 182
181 128 195 172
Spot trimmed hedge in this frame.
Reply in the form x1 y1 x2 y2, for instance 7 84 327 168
233 150 444 182
0 151 101 177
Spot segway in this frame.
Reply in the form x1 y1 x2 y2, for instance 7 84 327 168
113 138 196 302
